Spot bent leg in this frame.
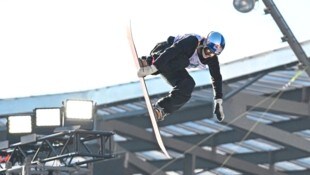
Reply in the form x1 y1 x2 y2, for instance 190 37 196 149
157 69 195 114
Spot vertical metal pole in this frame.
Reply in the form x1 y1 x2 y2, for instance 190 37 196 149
262 0 310 76
268 151 275 172
75 132 80 153
184 153 196 175
22 157 31 175
100 135 105 156
5 162 12 175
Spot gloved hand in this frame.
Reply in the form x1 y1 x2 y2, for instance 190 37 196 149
137 65 158 77
138 56 149 67
213 99 225 122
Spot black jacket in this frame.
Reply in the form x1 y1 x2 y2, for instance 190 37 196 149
151 35 223 99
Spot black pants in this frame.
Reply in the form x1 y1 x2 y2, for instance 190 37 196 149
151 39 195 115
156 69 195 114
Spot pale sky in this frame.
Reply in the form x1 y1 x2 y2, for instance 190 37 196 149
0 0 309 99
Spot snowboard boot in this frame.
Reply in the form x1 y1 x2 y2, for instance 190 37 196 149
138 57 149 67
153 104 166 121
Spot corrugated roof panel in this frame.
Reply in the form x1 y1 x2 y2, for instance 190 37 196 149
275 161 307 171
246 115 272 124
96 109 110 115
246 111 296 124
241 139 283 151
252 80 285 91
211 167 242 175
294 129 310 140
113 134 128 142
100 107 118 114
146 128 174 137
136 150 171 161
200 119 233 131
239 88 264 96
113 104 134 112
163 125 196 136
132 101 146 108
218 143 254 154
124 103 144 110
181 122 218 134
109 106 127 113
294 157 310 168
227 68 310 97
166 171 181 175
247 84 281 94
196 171 217 175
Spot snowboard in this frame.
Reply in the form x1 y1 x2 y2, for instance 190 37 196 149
127 22 170 158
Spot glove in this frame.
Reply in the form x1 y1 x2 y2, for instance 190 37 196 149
213 99 225 122
137 65 158 77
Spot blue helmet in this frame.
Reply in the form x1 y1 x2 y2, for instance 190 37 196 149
203 31 225 55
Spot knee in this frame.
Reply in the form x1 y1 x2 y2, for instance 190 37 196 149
178 76 195 95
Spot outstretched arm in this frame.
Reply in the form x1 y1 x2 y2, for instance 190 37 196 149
207 57 225 122
208 57 223 99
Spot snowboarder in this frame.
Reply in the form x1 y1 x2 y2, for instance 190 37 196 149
137 31 225 122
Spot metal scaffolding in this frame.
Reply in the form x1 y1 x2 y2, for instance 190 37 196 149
0 129 114 175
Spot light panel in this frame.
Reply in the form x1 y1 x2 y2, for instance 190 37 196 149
65 100 94 120
35 108 61 126
8 115 32 134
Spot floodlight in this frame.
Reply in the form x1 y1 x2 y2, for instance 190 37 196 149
35 108 62 127
63 99 95 130
8 115 32 134
65 100 94 120
233 0 257 13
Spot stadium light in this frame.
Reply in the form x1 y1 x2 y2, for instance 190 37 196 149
7 115 33 144
233 0 257 13
34 107 62 135
65 99 94 120
64 99 95 130
8 115 32 134
34 108 62 127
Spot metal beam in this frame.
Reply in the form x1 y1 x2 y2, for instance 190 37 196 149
235 147 307 164
119 120 308 166
224 73 266 100
150 158 219 172
101 136 166 174
103 120 288 175
272 117 310 132
237 92 309 117
125 151 166 175
184 154 195 175
225 94 310 153
109 101 214 128
262 0 310 76
148 147 307 172
286 169 310 175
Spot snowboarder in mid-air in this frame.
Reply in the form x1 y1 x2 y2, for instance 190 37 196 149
137 31 225 122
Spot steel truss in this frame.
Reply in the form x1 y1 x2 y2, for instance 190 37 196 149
1 129 114 174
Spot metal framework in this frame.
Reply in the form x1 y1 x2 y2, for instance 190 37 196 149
96 64 310 174
0 129 114 174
